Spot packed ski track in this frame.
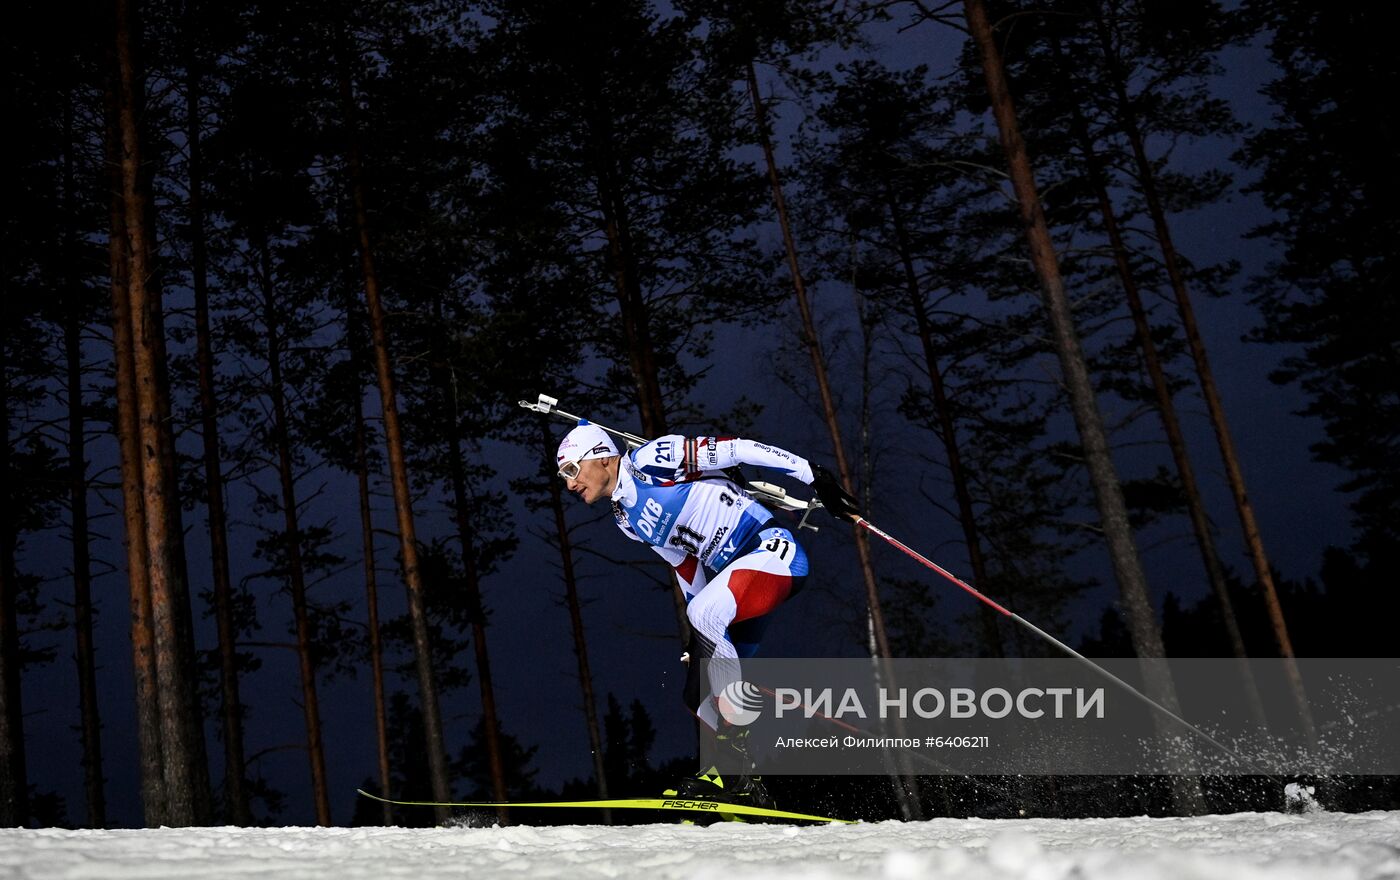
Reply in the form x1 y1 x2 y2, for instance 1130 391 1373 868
4 809 1400 880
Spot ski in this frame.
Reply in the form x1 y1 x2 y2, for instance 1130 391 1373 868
355 788 854 824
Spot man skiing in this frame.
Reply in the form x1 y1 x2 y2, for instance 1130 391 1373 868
555 421 857 809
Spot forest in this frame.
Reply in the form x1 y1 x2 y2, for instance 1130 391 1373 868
3 0 1397 828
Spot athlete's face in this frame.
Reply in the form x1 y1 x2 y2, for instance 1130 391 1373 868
564 456 619 505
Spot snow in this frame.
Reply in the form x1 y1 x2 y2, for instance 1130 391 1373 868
3 811 1399 880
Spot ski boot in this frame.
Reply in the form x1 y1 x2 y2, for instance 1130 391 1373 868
663 766 775 824
664 724 775 822
715 723 776 811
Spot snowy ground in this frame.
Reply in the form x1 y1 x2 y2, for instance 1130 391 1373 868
3 810 1399 880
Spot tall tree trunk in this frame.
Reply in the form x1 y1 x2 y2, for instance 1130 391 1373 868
185 1 249 822
746 60 922 821
429 300 509 823
595 197 694 644
146 238 213 826
586 104 669 440
543 422 611 819
62 96 106 827
139 112 211 828
586 114 695 650
1091 5 1313 741
259 246 332 826
885 192 1004 657
338 64 453 824
103 54 165 825
744 60 894 662
963 0 1204 814
745 63 898 659
115 0 211 824
0 349 29 828
854 278 937 816
601 205 668 440
350 368 393 826
1057 73 1267 726
585 110 701 764
346 301 392 822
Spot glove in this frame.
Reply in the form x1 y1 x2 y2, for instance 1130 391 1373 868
810 463 860 522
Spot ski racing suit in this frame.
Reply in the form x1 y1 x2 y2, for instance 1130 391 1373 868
610 435 813 731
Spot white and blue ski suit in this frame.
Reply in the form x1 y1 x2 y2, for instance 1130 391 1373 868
610 435 813 731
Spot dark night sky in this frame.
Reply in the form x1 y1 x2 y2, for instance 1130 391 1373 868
15 15 1359 827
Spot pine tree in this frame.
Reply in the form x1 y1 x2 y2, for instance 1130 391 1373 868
479 0 776 675
953 0 1204 812
795 59 1091 658
1077 0 1313 738
111 0 213 824
0 232 61 830
336 20 456 826
59 82 108 833
199 50 343 823
480 0 771 436
455 717 541 801
1239 2 1400 575
304 308 395 825
9 0 115 826
175 0 250 824
977 0 1268 719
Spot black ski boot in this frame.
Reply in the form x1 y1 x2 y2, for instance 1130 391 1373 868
714 723 775 811
663 766 775 824
663 724 775 818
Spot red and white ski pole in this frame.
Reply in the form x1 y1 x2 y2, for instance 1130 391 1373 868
852 514 1248 764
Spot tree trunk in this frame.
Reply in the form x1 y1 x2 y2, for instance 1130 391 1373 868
350 366 393 826
338 63 453 824
62 96 106 826
745 60 894 662
586 112 695 650
430 299 509 823
0 350 29 828
115 0 211 824
543 421 611 819
963 0 1204 814
586 106 668 441
139 120 211 828
1057 73 1267 726
1091 4 1313 741
855 279 935 816
601 206 668 440
746 60 922 821
185 1 249 822
586 111 701 767
596 200 694 644
259 245 331 826
103 54 165 825
885 192 1003 657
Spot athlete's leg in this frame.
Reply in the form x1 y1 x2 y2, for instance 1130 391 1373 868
683 582 736 730
682 527 808 730
727 615 770 659
673 553 708 602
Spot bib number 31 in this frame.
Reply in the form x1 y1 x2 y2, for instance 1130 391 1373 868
763 536 792 560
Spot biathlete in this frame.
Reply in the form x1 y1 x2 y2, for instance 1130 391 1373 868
555 422 856 809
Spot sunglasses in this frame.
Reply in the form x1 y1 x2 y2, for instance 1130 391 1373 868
558 458 584 480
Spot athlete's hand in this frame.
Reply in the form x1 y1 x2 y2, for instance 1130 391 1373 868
810 464 860 522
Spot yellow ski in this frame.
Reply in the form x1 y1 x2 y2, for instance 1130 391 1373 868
355 788 853 824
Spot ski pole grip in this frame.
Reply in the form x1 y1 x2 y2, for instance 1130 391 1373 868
517 393 559 414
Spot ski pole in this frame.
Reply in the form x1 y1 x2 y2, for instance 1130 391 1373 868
852 515 1252 767
519 393 648 449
